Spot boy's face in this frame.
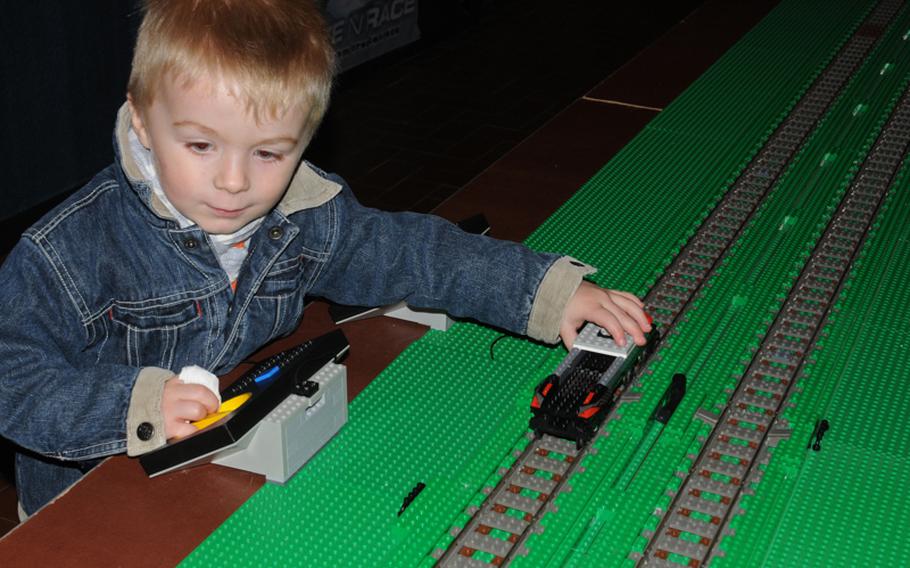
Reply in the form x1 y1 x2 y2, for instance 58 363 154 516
129 74 309 234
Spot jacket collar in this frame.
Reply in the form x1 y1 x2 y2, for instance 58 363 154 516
113 103 342 222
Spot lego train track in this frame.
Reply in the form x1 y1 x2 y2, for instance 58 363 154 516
638 66 910 568
431 3 903 565
640 0 903 332
433 433 585 567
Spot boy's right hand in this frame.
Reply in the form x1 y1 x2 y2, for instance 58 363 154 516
162 377 220 439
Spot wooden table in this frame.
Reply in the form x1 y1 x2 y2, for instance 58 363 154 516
0 2 777 565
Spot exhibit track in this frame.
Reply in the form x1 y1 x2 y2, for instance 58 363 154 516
641 75 910 568
432 1 906 565
179 1 910 566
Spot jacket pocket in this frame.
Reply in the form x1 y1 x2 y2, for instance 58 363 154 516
110 299 201 331
109 299 202 368
253 255 317 338
255 255 315 299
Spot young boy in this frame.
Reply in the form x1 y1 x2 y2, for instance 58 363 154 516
0 0 650 516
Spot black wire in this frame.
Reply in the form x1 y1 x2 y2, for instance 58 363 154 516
489 334 509 361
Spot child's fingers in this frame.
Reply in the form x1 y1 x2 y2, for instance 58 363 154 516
597 305 646 346
559 321 580 350
561 284 651 349
589 310 627 346
167 420 199 440
162 378 222 440
195 386 220 413
164 398 217 439
175 383 220 413
608 293 652 331
609 290 644 307
621 317 648 346
172 399 212 422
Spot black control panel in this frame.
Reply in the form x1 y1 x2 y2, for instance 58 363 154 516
139 329 349 476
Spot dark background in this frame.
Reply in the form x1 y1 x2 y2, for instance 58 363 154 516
0 1 702 252
0 3 138 221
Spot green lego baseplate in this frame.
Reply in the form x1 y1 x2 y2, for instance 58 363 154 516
182 0 910 565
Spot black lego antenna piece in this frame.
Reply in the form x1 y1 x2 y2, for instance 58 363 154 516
653 373 687 425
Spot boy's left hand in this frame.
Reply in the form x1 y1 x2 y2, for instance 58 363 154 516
561 281 651 349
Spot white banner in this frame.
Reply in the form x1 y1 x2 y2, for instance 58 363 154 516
323 0 420 71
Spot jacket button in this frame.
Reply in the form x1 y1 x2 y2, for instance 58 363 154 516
268 226 284 240
183 238 198 249
137 422 155 441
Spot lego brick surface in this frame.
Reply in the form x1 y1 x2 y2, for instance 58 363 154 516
714 154 910 567
182 1 910 566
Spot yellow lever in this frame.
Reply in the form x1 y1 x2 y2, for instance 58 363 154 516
191 393 252 430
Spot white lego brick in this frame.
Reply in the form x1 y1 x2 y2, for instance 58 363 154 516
573 323 634 358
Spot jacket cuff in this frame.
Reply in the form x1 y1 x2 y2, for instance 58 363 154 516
526 257 597 344
126 367 173 456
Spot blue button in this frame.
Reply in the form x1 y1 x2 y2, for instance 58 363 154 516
254 366 281 384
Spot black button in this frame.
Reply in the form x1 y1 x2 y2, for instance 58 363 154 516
268 226 284 240
137 422 154 441
183 238 198 249
294 380 319 397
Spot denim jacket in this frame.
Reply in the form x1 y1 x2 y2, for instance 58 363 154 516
0 105 593 514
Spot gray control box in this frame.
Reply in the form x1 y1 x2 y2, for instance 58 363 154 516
210 362 348 483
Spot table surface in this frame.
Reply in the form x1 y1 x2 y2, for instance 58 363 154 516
0 2 778 565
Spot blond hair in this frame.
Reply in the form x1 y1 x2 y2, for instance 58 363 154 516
128 0 335 138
